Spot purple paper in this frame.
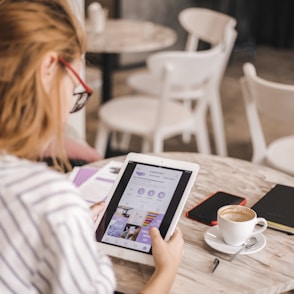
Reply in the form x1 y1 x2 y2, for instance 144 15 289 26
73 167 99 187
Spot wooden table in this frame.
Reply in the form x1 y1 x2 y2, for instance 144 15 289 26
91 152 294 294
86 19 177 103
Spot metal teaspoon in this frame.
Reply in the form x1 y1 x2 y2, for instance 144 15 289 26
229 236 258 262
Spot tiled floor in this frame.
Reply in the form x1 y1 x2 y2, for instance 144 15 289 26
85 45 294 162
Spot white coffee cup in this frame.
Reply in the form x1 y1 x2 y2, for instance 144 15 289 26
217 205 267 246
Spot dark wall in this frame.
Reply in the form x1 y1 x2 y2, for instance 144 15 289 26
216 0 294 48
254 0 294 48
85 0 294 67
115 0 294 49
85 0 294 48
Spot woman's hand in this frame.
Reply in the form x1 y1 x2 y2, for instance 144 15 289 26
90 201 105 222
150 226 184 273
141 226 184 294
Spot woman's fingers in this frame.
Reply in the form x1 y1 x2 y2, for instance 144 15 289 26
90 201 105 222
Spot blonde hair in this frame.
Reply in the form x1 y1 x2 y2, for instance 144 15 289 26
0 0 86 171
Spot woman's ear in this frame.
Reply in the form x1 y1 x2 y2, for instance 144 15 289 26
40 51 59 93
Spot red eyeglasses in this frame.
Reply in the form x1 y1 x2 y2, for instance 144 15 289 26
58 57 93 113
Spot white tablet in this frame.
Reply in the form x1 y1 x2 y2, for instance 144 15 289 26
94 153 200 266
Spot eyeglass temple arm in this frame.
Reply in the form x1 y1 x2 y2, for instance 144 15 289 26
57 57 93 95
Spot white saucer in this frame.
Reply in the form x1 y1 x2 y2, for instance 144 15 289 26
204 225 266 255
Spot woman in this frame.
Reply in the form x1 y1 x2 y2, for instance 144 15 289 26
0 0 184 293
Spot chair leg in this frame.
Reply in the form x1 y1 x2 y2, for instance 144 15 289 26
192 98 211 154
95 123 110 158
210 92 227 156
182 100 193 143
109 132 131 151
110 131 120 149
153 136 163 153
195 125 211 154
194 107 211 154
182 132 192 144
142 139 151 153
119 133 132 150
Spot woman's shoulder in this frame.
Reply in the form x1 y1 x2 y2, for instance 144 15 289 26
0 154 89 220
1 154 74 191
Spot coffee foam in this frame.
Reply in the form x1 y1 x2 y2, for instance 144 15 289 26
220 207 255 222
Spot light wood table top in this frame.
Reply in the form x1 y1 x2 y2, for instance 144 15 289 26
86 18 177 104
91 152 294 294
86 18 177 54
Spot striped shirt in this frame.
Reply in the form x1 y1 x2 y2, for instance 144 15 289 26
0 154 116 293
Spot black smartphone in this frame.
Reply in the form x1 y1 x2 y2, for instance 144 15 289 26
186 191 247 225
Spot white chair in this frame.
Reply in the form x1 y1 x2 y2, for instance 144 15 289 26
240 62 294 176
127 8 237 156
95 47 223 157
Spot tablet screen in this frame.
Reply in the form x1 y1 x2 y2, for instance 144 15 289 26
95 160 193 254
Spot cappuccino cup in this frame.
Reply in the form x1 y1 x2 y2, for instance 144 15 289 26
217 205 267 246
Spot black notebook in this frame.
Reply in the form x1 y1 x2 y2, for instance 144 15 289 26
251 184 294 234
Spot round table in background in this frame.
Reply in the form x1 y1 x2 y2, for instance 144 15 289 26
91 152 294 294
86 19 177 103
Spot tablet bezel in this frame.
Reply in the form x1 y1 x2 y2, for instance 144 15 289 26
94 153 200 266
